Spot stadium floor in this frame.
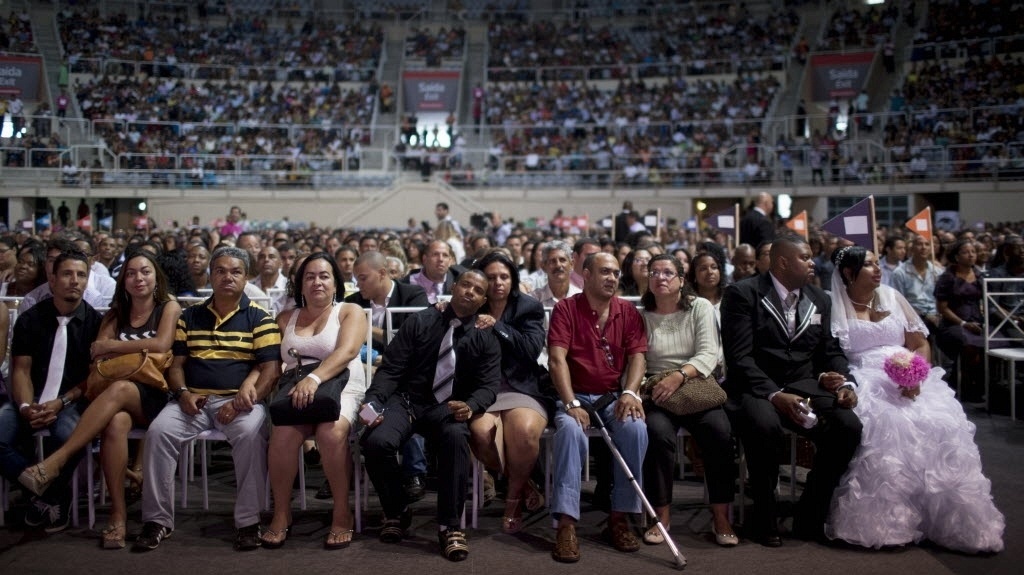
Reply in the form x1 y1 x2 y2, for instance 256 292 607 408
0 403 1019 575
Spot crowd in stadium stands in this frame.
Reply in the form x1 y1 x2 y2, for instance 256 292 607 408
882 54 1024 179
1 9 35 53
486 5 798 82
480 75 780 179
816 1 905 51
57 8 383 81
404 25 467 65
70 75 375 166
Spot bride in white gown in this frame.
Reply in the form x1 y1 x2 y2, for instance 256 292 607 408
824 246 1004 553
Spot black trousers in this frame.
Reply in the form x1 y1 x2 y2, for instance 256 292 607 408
361 394 470 528
726 388 861 535
643 402 736 507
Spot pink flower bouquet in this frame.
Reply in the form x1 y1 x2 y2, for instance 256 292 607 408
883 350 930 390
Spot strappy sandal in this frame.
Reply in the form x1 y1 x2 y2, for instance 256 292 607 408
259 524 291 549
439 528 468 561
643 524 665 545
102 522 126 549
18 463 55 496
523 479 545 512
502 498 523 534
325 529 353 550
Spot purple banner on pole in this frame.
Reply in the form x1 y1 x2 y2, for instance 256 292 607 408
822 196 875 251
707 205 738 242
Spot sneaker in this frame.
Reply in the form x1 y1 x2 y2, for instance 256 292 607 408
235 523 262 551
133 521 172 551
24 498 70 534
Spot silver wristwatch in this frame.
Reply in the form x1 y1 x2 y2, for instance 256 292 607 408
564 399 581 413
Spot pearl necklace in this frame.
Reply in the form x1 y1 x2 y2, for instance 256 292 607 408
848 292 875 309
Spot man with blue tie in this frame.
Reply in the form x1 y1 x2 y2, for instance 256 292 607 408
359 269 500 561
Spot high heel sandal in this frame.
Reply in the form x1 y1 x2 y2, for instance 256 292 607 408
102 522 127 549
523 479 545 512
18 463 56 496
502 498 523 534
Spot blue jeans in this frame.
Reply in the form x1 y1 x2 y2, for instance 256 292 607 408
0 400 86 504
550 393 648 521
401 433 427 478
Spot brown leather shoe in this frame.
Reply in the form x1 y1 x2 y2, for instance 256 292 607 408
551 524 580 563
604 517 640 552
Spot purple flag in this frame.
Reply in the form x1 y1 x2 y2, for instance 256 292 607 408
822 196 876 251
707 204 739 242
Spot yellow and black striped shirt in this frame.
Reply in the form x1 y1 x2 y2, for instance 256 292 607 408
173 294 281 395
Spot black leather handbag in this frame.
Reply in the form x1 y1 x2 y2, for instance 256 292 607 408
268 360 348 426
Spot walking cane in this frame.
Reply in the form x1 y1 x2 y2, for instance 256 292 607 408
584 394 687 570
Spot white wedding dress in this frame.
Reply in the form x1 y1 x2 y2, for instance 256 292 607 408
825 306 1005 552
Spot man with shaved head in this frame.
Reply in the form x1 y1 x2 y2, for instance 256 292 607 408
346 251 429 352
249 246 287 315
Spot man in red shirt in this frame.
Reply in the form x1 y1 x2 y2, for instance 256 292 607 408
547 252 648 563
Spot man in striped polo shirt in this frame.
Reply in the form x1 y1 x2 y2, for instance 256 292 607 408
134 247 282 552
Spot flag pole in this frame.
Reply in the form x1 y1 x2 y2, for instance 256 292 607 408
734 203 741 245
869 195 878 255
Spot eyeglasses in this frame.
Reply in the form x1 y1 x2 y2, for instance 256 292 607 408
648 270 679 280
599 336 615 367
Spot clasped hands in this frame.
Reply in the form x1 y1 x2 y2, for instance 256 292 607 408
771 371 858 425
176 381 258 425
20 401 62 429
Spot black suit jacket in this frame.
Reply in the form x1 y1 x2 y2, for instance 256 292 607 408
740 208 775 249
487 293 554 413
364 306 501 414
345 281 430 351
721 273 854 400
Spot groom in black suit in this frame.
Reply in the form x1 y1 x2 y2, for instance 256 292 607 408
721 235 861 546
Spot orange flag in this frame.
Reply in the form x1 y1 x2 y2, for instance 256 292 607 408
785 210 808 240
905 206 932 242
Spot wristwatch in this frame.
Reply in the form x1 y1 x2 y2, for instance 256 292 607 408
60 395 72 410
564 399 581 413
170 388 187 401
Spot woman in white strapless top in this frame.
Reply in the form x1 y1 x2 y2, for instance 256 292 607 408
262 254 368 550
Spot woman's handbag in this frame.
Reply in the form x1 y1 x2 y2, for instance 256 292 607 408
268 360 348 426
639 369 727 416
85 349 172 400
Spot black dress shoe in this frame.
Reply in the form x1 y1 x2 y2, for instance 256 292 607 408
404 475 426 502
757 532 783 547
747 526 783 548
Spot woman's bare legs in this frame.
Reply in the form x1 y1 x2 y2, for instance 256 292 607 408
39 381 146 475
317 418 354 539
500 408 546 503
265 423 310 540
468 412 502 471
102 411 135 528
